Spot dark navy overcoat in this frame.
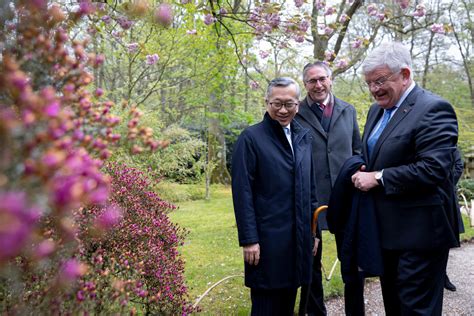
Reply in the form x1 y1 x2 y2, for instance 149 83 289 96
231 113 318 289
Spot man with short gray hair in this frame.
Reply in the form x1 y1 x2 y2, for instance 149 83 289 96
352 42 459 315
296 61 362 316
232 77 318 315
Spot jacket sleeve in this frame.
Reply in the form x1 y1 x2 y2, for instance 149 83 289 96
383 98 458 195
351 107 362 156
231 131 259 246
453 148 464 184
310 150 319 214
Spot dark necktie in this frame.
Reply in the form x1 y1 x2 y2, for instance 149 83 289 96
320 102 333 132
309 102 323 121
367 107 395 158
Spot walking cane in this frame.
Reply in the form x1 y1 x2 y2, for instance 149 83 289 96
311 205 339 281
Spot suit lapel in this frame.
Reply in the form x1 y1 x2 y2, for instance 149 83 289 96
292 120 309 168
298 98 327 139
329 97 344 131
368 86 420 167
363 105 383 161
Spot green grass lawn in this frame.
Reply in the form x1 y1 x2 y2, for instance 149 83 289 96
169 185 343 314
169 184 474 314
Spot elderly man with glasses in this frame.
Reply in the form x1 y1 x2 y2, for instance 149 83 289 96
232 77 319 315
351 42 460 315
295 61 362 316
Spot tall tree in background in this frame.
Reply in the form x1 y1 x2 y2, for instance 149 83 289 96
448 0 474 108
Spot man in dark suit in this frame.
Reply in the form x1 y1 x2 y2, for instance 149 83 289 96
232 77 318 315
295 62 362 315
351 42 460 315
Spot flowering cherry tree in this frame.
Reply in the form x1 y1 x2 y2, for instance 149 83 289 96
182 0 453 78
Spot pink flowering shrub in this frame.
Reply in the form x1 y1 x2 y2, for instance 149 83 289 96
74 163 193 314
0 1 189 314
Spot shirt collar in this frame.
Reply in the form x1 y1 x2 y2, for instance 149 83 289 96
393 80 416 110
307 93 333 106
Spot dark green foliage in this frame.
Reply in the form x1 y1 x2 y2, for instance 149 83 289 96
154 125 206 183
459 179 474 200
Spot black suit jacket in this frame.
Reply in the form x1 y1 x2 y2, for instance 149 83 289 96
362 85 460 250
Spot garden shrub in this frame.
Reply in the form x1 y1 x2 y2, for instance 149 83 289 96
145 125 206 183
155 180 206 202
459 179 474 201
75 163 193 315
0 163 194 314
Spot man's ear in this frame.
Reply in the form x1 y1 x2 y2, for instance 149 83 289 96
401 68 411 80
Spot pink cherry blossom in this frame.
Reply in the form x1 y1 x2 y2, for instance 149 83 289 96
101 15 111 24
314 0 325 10
413 4 426 17
204 13 216 25
431 23 445 34
351 38 362 48
336 58 349 68
299 20 310 32
294 35 305 43
294 0 304 8
324 26 334 35
77 1 95 16
95 54 105 66
367 4 378 16
396 0 410 9
127 43 139 53
146 54 160 65
324 6 336 15
155 3 173 26
339 14 348 23
117 16 133 30
96 3 106 11
324 50 334 61
259 50 270 59
250 81 260 90
265 13 280 28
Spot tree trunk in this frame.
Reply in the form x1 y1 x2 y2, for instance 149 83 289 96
421 33 435 88
207 107 231 185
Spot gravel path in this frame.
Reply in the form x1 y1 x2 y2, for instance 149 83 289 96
325 242 474 315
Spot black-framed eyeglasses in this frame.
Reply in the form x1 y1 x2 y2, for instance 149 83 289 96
268 102 298 110
305 76 329 85
365 71 399 89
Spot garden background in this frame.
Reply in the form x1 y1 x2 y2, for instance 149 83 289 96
1 0 473 314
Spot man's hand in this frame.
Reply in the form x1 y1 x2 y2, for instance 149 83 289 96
351 170 379 192
312 237 320 256
243 243 260 265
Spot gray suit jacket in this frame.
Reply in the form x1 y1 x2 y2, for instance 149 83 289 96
295 95 362 229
